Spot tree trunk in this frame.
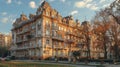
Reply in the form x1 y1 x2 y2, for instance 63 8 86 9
104 44 107 59
103 35 107 59
86 37 90 59
114 44 119 59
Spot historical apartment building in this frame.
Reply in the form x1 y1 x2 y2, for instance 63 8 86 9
11 1 104 59
0 33 12 47
0 33 5 46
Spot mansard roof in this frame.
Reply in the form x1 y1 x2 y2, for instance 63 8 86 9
12 1 82 30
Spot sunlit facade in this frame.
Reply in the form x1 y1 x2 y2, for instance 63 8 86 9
0 33 12 47
11 1 106 60
0 33 5 46
11 1 86 60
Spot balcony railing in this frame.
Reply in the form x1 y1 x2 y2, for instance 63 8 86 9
23 38 28 41
45 45 52 48
16 31 23 35
54 45 64 49
65 39 74 44
52 26 58 30
66 32 73 35
52 36 64 41
16 39 23 43
14 47 27 50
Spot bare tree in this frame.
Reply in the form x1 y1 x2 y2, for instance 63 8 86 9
102 0 120 59
107 17 120 59
81 21 91 59
92 10 111 59
104 0 120 24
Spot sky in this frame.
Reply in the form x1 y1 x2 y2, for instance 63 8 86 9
0 0 114 34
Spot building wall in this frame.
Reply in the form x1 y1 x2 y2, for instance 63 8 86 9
11 1 107 60
0 33 5 46
0 33 12 47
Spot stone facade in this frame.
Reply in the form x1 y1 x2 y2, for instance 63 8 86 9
11 1 104 60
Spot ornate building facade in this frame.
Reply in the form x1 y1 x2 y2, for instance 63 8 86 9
11 1 84 59
11 1 104 60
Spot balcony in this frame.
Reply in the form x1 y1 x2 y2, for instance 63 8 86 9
52 26 58 31
45 45 52 48
10 46 17 50
36 34 42 38
22 28 30 33
15 47 28 50
23 38 28 42
28 44 40 49
52 36 64 42
65 39 74 44
54 45 64 49
16 31 23 35
16 39 23 43
66 32 73 35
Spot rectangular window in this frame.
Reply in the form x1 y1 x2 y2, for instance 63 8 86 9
46 39 49 44
38 23 41 30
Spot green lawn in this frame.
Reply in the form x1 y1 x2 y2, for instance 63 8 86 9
0 61 74 67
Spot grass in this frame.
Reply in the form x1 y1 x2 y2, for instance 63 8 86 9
0 61 74 67
96 65 105 67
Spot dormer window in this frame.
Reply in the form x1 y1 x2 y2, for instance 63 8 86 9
38 11 41 15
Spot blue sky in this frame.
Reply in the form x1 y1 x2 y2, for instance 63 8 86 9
0 0 114 34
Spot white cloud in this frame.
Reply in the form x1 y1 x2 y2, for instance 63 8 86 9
70 10 78 15
90 6 98 10
75 1 86 8
75 0 98 10
0 14 16 23
60 0 66 2
49 0 55 2
29 1 37 8
7 0 12 4
84 0 93 3
100 0 106 3
87 4 98 10
1 17 9 23
86 4 92 8
1 12 7 16
75 0 93 8
103 4 110 8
